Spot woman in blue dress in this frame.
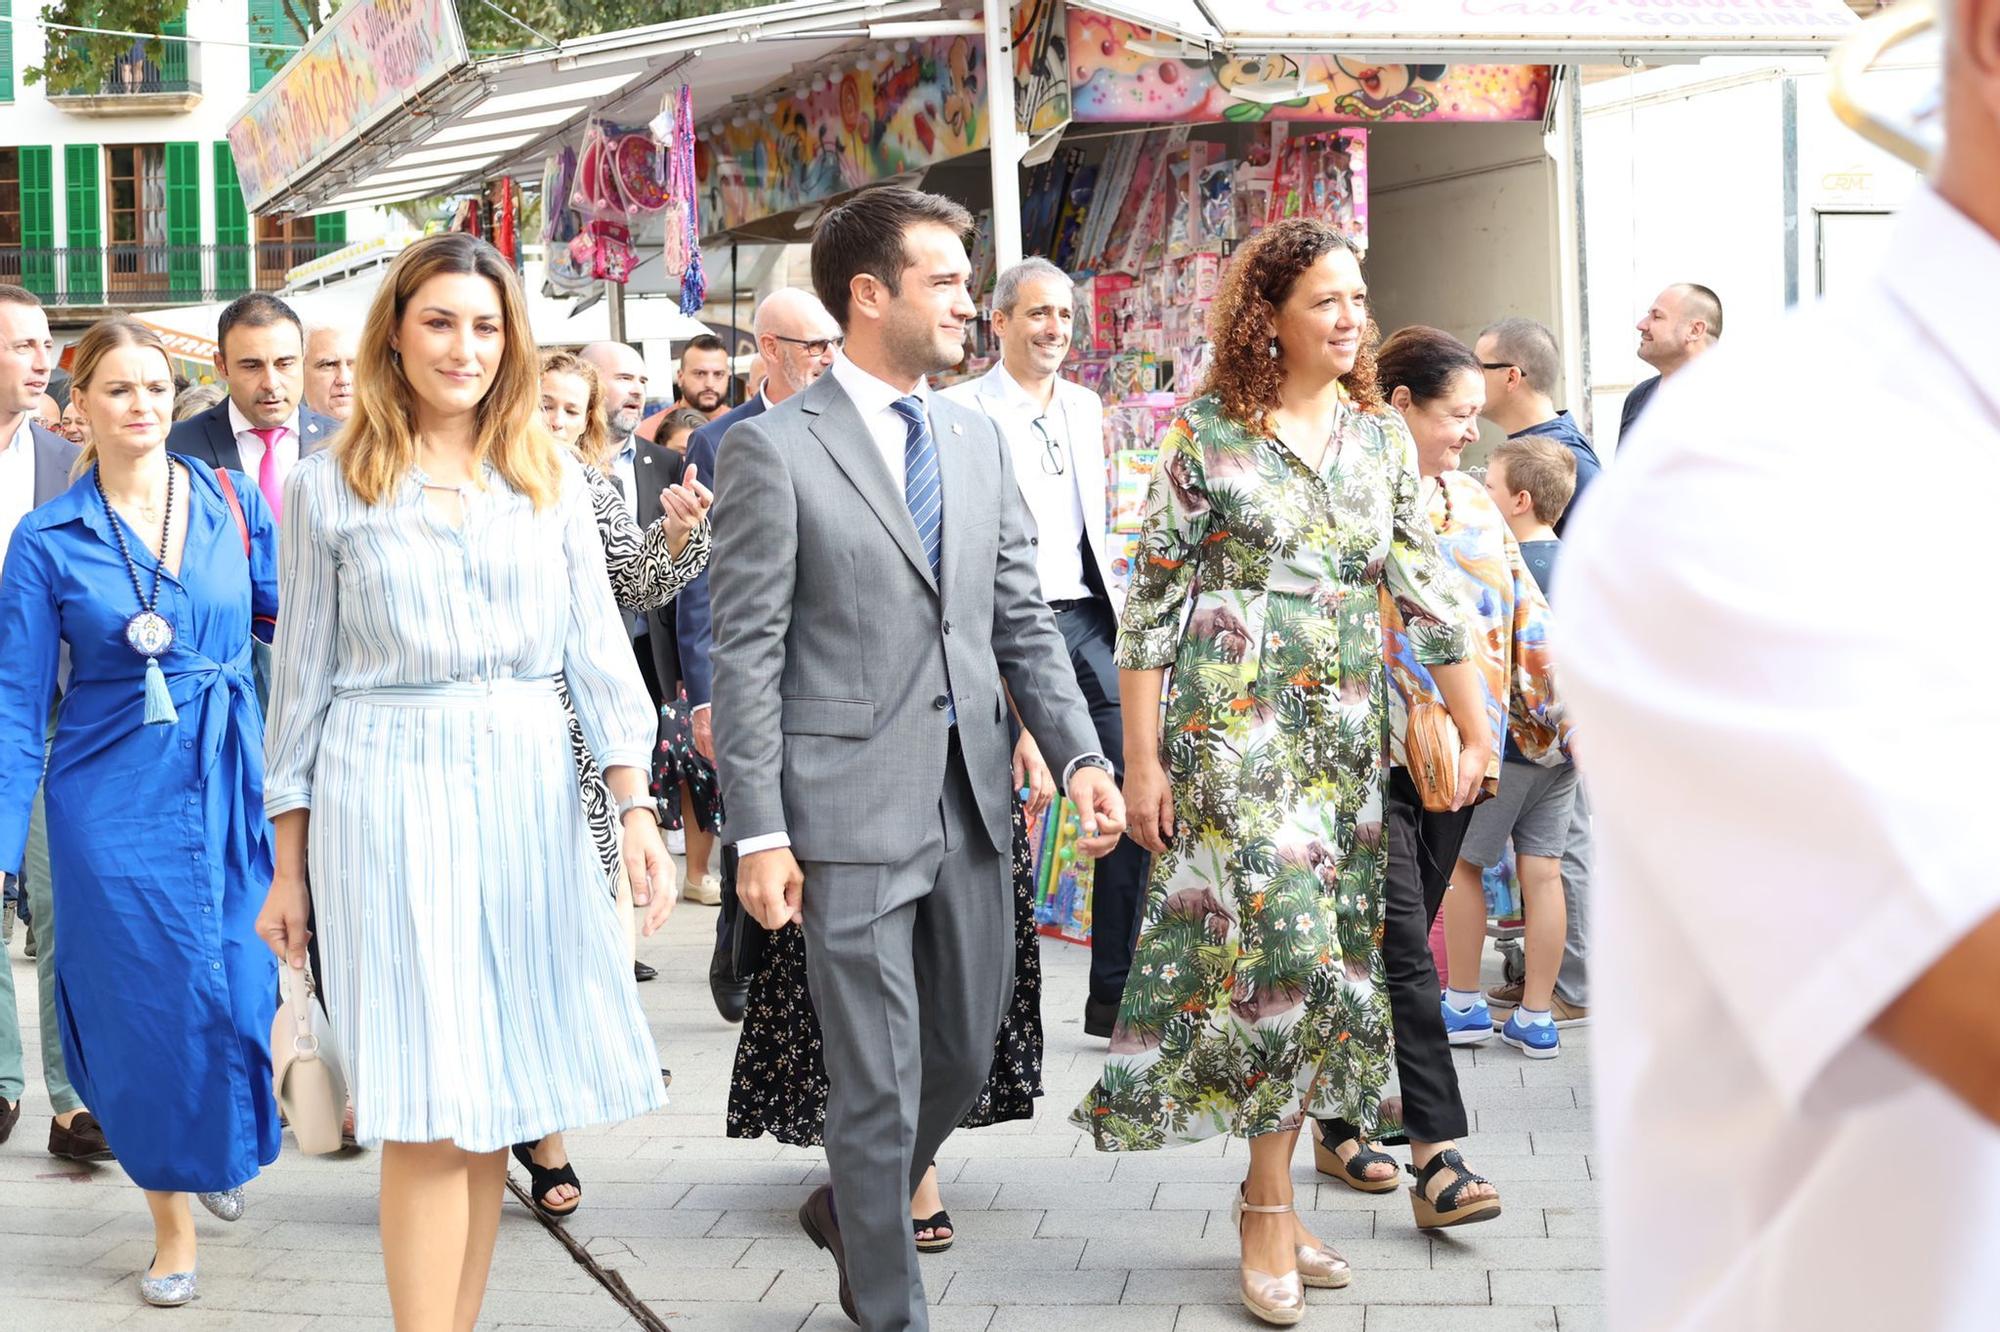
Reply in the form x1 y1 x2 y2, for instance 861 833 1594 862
0 317 280 1307
257 234 673 1332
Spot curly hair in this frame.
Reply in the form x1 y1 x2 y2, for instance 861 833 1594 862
1200 218 1382 436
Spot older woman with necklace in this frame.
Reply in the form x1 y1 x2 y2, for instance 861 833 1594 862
0 317 281 1307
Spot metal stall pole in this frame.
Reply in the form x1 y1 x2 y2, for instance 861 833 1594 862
984 0 1024 273
608 279 627 344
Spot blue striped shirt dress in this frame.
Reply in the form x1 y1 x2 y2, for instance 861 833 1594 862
263 450 668 1149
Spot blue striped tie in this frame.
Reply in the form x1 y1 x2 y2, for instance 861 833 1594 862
893 395 943 580
892 395 953 724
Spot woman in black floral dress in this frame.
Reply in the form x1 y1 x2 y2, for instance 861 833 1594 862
728 728 1055 1249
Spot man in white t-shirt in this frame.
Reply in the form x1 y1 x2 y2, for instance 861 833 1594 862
1558 7 2000 1328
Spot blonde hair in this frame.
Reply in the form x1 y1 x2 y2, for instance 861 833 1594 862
1491 434 1578 526
67 317 174 480
339 233 563 509
539 348 610 469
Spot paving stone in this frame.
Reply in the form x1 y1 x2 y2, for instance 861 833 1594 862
988 1305 1177 1330
1173 1305 1363 1330
1429 1238 1605 1272
1489 1270 1604 1306
0 1300 136 1328
956 1155 1118 1183
1542 1209 1599 1238
622 1302 814 1331
1364 1309 1559 1331
1037 1208 1207 1241
942 1269 1132 1305
989 1181 1159 1211
1556 1307 1607 1331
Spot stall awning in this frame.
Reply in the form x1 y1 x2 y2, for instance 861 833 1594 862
1072 0 1859 62
228 0 946 217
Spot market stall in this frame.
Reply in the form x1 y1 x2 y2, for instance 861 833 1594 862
230 0 1862 942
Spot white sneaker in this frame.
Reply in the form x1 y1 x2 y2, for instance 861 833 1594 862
667 828 687 856
683 875 722 906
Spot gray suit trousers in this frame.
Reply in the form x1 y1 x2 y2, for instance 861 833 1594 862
800 734 1012 1332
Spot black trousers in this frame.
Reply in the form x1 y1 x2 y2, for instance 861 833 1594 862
1325 767 1475 1146
1055 598 1153 1005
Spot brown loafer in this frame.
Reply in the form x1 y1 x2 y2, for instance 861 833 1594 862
797 1184 857 1324
0 1096 19 1146
49 1111 116 1162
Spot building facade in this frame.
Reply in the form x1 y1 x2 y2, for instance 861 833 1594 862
0 0 387 332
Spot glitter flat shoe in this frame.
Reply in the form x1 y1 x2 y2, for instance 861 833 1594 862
196 1188 244 1222
139 1255 197 1307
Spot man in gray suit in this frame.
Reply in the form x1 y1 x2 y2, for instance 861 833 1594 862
710 188 1126 1330
0 283 109 1161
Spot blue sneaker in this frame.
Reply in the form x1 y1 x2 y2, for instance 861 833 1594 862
1441 995 1495 1046
1500 1010 1562 1059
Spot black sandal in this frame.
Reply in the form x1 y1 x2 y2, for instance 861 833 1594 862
1312 1124 1401 1194
511 1141 583 1219
913 1210 955 1253
1407 1148 1501 1230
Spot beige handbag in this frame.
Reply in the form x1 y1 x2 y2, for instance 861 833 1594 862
271 964 347 1155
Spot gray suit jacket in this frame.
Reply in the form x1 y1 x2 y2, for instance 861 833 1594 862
30 421 81 506
709 370 1099 864
166 400 336 474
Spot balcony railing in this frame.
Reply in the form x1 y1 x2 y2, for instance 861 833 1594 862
50 39 202 103
0 242 347 309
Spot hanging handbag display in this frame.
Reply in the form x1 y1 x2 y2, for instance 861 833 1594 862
271 963 348 1155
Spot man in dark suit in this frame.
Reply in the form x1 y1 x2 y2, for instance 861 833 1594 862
168 293 336 513
0 283 109 1162
678 287 841 1021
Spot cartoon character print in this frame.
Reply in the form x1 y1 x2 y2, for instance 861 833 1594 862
1331 60 1447 120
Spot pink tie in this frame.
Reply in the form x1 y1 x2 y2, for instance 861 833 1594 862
251 426 285 522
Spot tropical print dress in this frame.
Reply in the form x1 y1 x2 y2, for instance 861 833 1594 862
1073 392 1469 1151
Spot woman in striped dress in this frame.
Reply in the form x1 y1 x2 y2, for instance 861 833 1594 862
256 234 674 1331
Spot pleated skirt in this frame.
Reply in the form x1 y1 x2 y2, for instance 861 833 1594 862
308 678 667 1150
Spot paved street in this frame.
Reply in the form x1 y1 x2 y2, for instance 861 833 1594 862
2 882 1603 1330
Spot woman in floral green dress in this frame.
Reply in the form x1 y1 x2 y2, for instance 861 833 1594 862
1073 220 1493 1324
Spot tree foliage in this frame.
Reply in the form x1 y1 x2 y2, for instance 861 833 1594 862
28 0 768 90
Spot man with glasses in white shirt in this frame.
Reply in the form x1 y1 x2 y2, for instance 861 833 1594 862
1560 4 2000 1327
944 258 1150 1038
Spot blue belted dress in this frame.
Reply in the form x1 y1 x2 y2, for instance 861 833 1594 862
0 455 281 1193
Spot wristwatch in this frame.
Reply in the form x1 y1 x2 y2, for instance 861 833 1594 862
615 792 661 823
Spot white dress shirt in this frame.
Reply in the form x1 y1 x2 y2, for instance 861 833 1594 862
944 363 1092 601
228 399 301 489
1559 186 2000 1332
734 354 1110 858
828 349 927 493
611 437 640 526
0 416 35 558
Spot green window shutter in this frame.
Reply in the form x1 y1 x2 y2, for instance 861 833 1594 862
213 142 250 297
162 11 189 90
20 146 55 298
166 141 201 297
246 0 304 93
64 144 102 304
315 212 346 247
1 7 15 103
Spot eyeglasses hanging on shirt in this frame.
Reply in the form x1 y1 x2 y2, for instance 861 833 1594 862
1032 417 1065 476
